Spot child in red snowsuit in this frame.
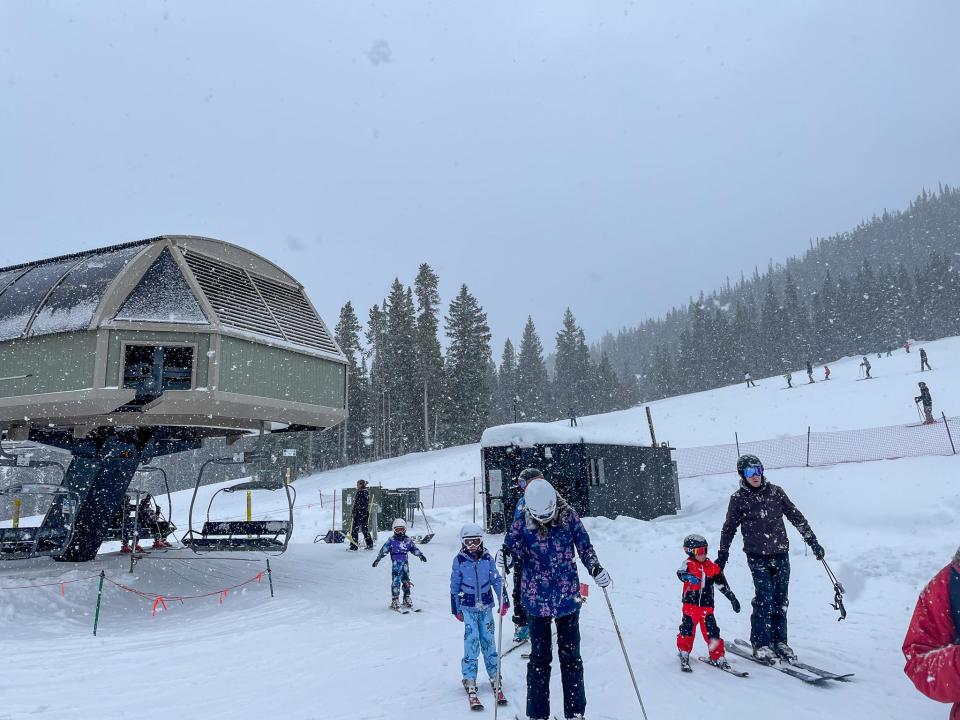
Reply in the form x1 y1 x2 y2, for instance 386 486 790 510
677 534 740 671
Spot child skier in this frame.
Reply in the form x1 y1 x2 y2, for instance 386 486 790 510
372 518 427 610
451 523 510 710
677 533 740 672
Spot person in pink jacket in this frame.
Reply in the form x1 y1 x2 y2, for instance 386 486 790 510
902 546 960 719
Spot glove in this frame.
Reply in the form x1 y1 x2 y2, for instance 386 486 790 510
591 565 612 589
500 599 510 617
810 541 825 560
716 550 729 570
495 548 508 576
455 612 463 622
372 559 380 568
679 572 701 586
720 585 741 613
420 555 427 562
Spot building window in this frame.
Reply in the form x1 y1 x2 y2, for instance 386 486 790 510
588 457 606 487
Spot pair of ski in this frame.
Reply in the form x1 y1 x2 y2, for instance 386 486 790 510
390 604 423 615
683 654 749 677
464 683 506 711
728 639 853 684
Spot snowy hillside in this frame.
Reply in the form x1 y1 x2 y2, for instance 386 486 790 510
1 338 956 719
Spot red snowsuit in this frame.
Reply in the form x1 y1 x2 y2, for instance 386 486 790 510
903 560 960 719
677 556 726 660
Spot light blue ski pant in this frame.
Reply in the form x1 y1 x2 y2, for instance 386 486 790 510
461 607 499 681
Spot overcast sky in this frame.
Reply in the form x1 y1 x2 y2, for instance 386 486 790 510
2 2 959 356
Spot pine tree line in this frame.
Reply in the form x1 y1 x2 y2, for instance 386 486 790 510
326 265 639 465
597 186 960 400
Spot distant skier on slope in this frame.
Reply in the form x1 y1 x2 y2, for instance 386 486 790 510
806 361 815 384
348 479 375 551
904 339 912 353
860 356 872 379
676 533 739 672
504 479 610 720
920 347 932 372
716 455 826 663
451 523 509 710
823 365 831 381
744 371 757 388
784 372 793 389
915 382 935 424
372 518 427 610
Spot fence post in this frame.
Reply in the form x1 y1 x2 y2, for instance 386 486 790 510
432 478 437 509
806 426 811 467
943 412 957 455
473 476 477 523
735 432 740 457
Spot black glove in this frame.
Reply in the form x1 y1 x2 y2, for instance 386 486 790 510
720 585 741 613
810 541 825 560
716 550 729 570
372 559 380 568
420 555 427 562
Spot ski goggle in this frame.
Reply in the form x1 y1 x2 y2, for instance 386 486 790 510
742 464 763 479
689 546 707 555
463 537 482 548
394 526 406 533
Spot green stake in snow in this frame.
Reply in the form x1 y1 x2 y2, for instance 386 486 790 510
266 559 274 598
93 570 105 636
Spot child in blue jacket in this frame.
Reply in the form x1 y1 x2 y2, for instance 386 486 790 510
373 517 426 609
451 522 509 707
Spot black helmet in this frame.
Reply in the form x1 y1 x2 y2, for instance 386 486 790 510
683 533 708 557
517 467 544 488
919 381 927 388
736 454 764 481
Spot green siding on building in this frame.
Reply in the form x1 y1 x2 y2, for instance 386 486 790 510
0 333 98 397
105 330 210 388
219 335 345 408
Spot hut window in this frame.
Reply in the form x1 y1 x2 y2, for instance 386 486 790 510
588 457 606 487
123 344 194 394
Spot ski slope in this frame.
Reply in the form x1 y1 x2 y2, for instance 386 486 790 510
1 338 956 719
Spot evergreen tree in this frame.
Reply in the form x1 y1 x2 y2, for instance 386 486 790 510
334 301 368 461
414 263 444 449
381 280 420 456
554 308 596 417
516 316 551 421
442 285 492 445
494 339 519 424
366 303 387 459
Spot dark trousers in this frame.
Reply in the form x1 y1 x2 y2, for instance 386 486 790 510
527 610 585 719
511 555 527 627
350 516 373 549
747 554 791 648
921 359 932 371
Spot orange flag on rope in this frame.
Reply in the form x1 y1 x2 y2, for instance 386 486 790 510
151 596 167 616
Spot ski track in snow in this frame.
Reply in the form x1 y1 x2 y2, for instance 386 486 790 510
1 337 957 718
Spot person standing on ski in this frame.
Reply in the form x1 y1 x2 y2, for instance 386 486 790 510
805 361 815 384
904 340 912 353
921 348 932 372
349 479 374 551
499 467 543 645
784 372 793 389
916 382 935 424
744 371 757 388
716 455 825 663
902 546 960 720
676 533 740 672
860 356 872 378
451 523 510 709
504 479 610 720
823 365 831 381
372 518 427 609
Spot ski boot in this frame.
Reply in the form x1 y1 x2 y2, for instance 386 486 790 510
462 680 483 711
490 680 507 706
679 650 692 672
390 598 401 611
773 642 797 662
752 645 777 663
152 538 172 550
513 623 530 643
401 596 414 609
710 656 732 670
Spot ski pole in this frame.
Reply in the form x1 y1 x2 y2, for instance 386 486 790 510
915 399 924 422
820 558 846 621
494 591 505 720
601 587 649 720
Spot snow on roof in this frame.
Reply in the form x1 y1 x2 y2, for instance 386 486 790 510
479 421 650 448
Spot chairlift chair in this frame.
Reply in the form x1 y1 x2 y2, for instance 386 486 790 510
103 465 177 545
0 448 77 560
180 450 295 554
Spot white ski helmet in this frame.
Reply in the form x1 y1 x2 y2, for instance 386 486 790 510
392 518 407 532
524 479 558 523
460 522 484 542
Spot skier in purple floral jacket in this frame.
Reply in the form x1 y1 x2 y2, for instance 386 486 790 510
503 479 611 720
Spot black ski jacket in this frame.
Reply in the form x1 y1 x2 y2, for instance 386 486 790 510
916 387 932 406
353 488 370 521
719 481 818 558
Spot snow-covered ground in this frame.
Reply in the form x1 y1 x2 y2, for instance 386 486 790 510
1 338 956 719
